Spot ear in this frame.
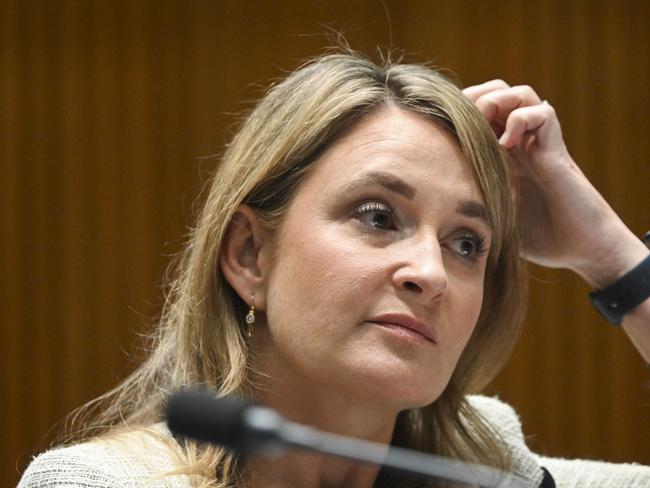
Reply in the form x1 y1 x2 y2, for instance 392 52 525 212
219 205 271 310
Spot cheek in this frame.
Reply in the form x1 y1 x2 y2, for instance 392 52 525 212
265 227 381 340
465 284 484 329
447 277 485 352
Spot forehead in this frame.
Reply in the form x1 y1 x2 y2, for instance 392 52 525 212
301 105 482 201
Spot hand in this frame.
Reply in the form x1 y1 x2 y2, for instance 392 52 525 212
463 80 648 289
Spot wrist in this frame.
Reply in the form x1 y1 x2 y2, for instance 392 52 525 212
589 253 650 325
584 229 650 326
574 227 650 290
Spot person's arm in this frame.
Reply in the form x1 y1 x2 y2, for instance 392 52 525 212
463 80 650 363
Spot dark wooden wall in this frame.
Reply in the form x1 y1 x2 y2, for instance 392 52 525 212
2 1 649 485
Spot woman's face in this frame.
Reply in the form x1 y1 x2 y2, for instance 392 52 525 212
258 105 492 411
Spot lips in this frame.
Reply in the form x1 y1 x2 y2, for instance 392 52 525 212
367 313 438 344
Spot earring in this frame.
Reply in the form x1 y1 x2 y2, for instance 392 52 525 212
245 294 256 338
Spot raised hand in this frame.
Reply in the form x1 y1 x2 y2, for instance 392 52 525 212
464 80 650 360
463 80 648 290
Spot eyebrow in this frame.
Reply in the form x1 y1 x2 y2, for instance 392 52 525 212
337 171 493 231
456 200 493 232
335 171 416 200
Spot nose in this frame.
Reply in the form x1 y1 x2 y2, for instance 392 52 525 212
392 236 448 303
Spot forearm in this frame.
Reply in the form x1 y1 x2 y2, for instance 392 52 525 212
576 228 650 363
463 81 650 363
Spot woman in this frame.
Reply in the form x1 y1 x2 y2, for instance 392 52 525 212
18 52 650 487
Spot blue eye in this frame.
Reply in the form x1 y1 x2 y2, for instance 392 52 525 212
354 201 396 230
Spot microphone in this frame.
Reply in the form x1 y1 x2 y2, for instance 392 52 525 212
166 388 531 488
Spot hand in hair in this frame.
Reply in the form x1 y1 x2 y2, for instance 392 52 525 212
464 80 650 361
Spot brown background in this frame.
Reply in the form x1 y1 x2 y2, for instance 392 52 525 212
2 1 649 486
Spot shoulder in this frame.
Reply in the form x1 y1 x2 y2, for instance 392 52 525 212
467 395 650 488
467 395 546 486
18 442 128 488
466 394 524 439
18 425 192 488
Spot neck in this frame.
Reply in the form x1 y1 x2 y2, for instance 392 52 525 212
246 450 384 488
247 349 401 488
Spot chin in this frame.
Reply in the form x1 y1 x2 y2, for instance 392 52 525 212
399 388 444 411
361 371 446 412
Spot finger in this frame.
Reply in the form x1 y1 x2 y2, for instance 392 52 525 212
474 85 543 126
462 79 510 102
498 102 557 149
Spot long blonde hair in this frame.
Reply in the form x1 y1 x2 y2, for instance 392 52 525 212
67 50 526 486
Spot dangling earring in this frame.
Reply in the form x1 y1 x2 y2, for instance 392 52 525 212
245 294 256 338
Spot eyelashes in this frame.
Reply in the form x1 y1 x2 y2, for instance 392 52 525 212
453 232 488 261
353 199 489 261
354 201 397 231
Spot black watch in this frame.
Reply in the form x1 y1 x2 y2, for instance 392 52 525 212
589 232 650 325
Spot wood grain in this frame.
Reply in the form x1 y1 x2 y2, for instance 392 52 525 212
2 1 648 485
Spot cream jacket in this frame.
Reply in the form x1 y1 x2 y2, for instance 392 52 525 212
18 396 650 488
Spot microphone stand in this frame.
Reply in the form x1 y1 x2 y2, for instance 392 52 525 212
167 389 534 488
252 408 531 488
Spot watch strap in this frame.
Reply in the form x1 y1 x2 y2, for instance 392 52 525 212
590 252 650 325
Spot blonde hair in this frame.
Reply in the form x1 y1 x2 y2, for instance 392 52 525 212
67 51 526 487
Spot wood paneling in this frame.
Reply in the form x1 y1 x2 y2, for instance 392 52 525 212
2 1 649 485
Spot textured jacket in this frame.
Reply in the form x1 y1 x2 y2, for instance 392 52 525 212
17 396 650 488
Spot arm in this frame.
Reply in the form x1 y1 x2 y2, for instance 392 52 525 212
463 80 650 363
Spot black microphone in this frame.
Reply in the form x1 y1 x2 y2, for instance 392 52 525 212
166 388 531 488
